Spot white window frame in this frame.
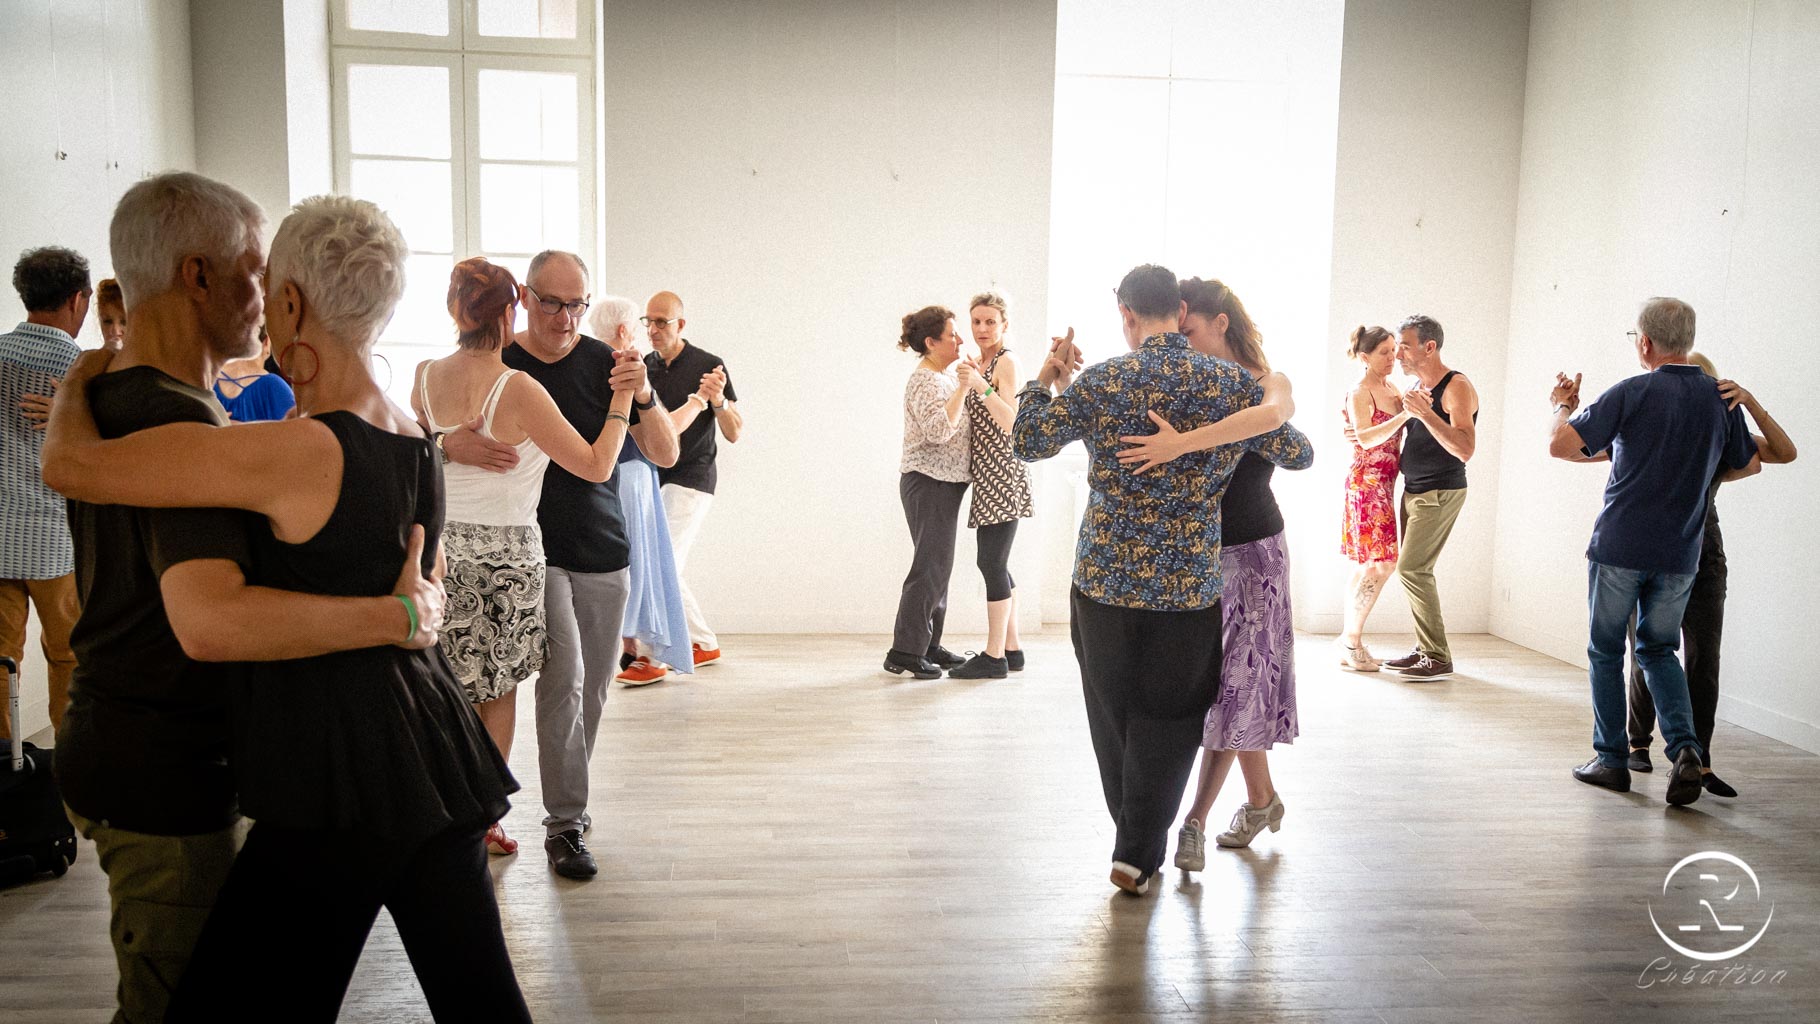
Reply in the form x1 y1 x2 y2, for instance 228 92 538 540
331 0 594 57
460 52 597 270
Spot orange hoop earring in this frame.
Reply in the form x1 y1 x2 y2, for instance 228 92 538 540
279 337 320 386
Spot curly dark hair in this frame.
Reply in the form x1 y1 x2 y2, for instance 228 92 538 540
898 305 953 354
448 257 519 351
13 246 91 312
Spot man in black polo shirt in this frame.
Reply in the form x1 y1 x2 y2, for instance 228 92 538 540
443 251 679 879
636 290 742 672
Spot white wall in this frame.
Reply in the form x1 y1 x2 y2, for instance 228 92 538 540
1490 0 1820 753
0 0 196 738
1309 0 1531 638
598 0 1058 634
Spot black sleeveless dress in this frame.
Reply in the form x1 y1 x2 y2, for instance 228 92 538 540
232 411 516 856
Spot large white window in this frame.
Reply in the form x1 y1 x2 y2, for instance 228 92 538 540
331 0 595 400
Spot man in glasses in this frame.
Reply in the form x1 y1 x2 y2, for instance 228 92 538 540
443 249 680 879
617 290 742 683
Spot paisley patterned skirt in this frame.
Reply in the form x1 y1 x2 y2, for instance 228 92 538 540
1203 531 1298 750
440 521 546 704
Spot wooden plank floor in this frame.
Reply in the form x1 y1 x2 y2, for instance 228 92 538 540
4 632 1818 1023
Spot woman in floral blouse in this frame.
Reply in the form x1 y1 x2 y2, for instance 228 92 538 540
885 306 976 679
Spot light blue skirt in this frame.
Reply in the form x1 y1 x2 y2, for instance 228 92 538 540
617 454 694 674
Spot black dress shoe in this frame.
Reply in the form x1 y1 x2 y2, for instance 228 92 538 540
1572 757 1630 792
1383 648 1423 670
1665 747 1703 806
545 829 598 878
1702 771 1738 798
884 649 941 679
1005 649 1025 672
947 653 1008 679
925 645 966 670
1628 747 1653 772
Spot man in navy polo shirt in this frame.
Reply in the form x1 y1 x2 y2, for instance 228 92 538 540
1548 296 1758 806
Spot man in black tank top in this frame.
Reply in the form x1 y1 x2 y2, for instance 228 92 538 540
1386 315 1478 680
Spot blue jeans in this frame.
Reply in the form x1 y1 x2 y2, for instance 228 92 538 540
1587 561 1700 767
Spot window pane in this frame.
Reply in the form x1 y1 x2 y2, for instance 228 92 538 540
478 69 578 161
479 164 579 254
345 0 449 37
347 65 451 159
380 253 462 350
477 0 578 40
349 159 454 253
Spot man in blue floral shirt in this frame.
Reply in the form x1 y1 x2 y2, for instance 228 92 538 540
1014 264 1312 894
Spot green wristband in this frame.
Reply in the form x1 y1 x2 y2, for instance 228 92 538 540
395 594 419 642
607 411 630 425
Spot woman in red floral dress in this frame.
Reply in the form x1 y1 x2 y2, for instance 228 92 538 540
1339 325 1412 671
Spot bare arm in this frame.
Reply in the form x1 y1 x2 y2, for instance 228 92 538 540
1117 372 1298 473
628 391 681 468
510 366 636 483
1409 376 1478 462
1720 381 1797 464
1349 386 1410 450
160 524 445 661
977 352 1022 434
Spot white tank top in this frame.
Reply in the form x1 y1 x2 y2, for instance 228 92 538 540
417 363 552 527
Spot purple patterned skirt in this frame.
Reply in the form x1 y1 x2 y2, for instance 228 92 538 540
1203 530 1298 750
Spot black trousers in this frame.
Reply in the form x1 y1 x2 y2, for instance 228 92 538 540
167 823 531 1023
1070 587 1224 874
1627 540 1726 766
975 519 1019 602
893 472 968 654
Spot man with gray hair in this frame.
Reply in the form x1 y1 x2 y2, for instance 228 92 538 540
443 251 679 879
54 172 445 1020
1 246 88 740
1548 296 1759 807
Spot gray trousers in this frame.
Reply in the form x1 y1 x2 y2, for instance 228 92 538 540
892 472 968 655
537 565 630 837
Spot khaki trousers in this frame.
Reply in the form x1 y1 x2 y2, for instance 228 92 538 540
1397 488 1467 662
0 572 79 739
64 807 247 1024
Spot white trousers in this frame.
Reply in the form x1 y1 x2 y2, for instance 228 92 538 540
659 482 717 650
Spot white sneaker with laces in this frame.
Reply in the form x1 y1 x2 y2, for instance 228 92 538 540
1174 819 1207 872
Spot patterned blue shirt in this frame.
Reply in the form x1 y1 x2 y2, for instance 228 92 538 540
1 322 81 578
1013 332 1313 611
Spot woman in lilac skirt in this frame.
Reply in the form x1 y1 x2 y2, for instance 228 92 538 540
1115 277 1308 868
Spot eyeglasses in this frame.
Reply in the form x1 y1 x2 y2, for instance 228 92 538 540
1627 330 1640 343
639 316 679 328
526 285 588 318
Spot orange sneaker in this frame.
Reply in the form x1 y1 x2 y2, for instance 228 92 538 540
692 644 722 667
617 656 669 686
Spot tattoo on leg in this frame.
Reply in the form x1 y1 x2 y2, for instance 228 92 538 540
1354 577 1380 612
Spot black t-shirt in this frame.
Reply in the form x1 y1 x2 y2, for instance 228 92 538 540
503 335 641 573
644 339 736 494
58 366 253 836
1219 451 1285 548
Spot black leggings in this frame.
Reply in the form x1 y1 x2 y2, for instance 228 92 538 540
167 823 531 1023
976 519 1019 602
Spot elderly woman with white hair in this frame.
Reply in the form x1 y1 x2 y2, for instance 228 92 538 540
42 195 533 1021
588 296 694 683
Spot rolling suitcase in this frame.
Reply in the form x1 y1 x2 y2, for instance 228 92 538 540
0 655 79 884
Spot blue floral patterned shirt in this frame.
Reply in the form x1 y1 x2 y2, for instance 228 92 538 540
1013 332 1313 611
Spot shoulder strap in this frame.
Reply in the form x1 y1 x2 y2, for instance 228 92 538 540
415 361 440 429
480 369 517 432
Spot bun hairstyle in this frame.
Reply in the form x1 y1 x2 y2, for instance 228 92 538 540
898 304 953 354
95 277 124 310
448 257 518 351
1348 324 1393 359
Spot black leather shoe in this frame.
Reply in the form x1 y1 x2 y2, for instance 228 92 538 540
925 645 966 670
1665 747 1703 806
1005 649 1025 672
947 653 1008 679
1572 757 1630 793
1383 648 1423 671
884 649 941 679
545 829 598 878
1702 771 1738 798
1628 747 1652 772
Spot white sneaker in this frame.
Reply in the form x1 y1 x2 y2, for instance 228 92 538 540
1216 792 1285 849
1174 819 1207 872
1109 861 1151 895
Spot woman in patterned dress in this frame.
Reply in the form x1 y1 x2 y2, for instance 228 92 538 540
1339 325 1412 671
948 292 1035 679
1112 277 1311 859
885 306 974 679
414 258 640 854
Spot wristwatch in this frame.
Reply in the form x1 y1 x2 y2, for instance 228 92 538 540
710 399 727 411
633 390 656 411
433 431 450 464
